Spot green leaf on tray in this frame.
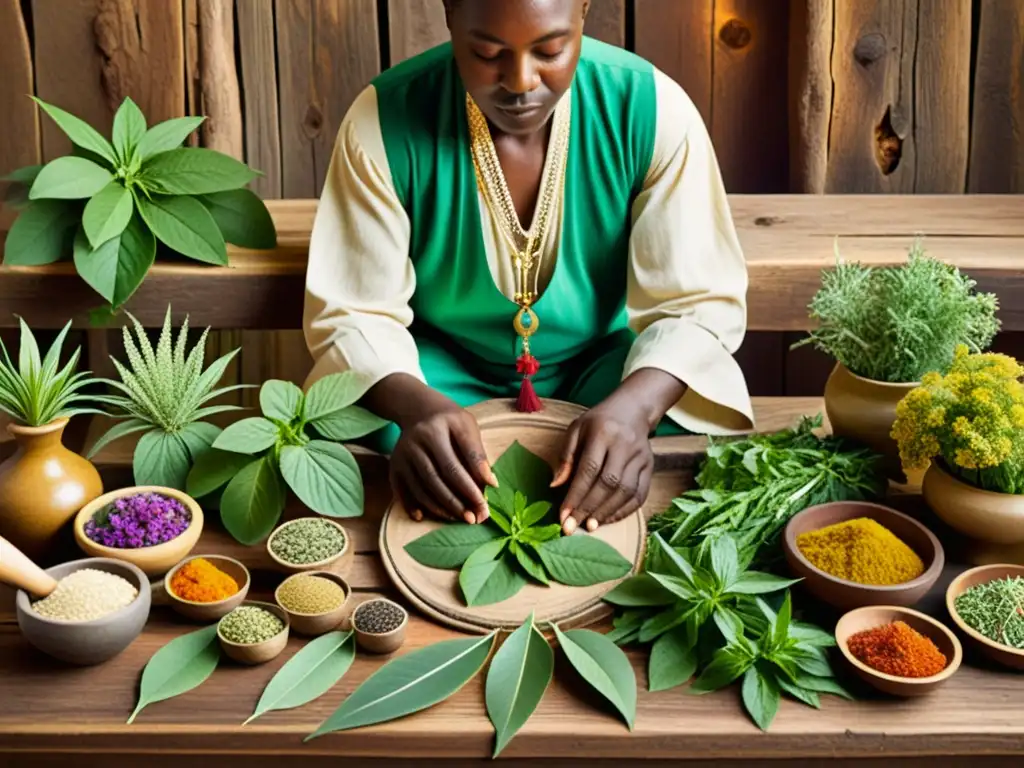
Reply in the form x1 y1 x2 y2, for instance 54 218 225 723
33 96 118 167
260 379 304 422
133 429 191 490
127 624 221 724
486 614 553 757
245 631 355 725
30 156 112 200
603 574 675 607
219 455 285 545
279 441 364 517
486 440 560 515
553 625 635 730
648 625 697 692
198 188 276 249
741 666 781 732
3 199 78 266
135 192 227 266
460 538 526 606
186 447 255 499
82 181 133 247
141 147 259 195
73 214 155 308
308 632 496 737
520 500 551 528
536 534 632 587
403 523 504 569
212 416 279 455
513 543 549 585
136 116 206 162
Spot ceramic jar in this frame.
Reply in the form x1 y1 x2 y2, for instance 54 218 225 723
823 363 920 484
0 418 103 562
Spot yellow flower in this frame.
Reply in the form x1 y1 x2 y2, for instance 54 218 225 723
1011 405 1024 428
955 448 979 469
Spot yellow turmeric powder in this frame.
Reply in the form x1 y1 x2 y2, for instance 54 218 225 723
170 557 239 603
796 517 924 586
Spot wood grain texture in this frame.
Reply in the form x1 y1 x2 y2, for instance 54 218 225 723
788 0 833 193
276 0 380 198
238 0 283 197
196 0 243 157
0 0 39 178
387 0 448 63
583 0 625 47
968 0 1024 193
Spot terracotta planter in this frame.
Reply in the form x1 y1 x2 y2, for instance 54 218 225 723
0 418 103 562
823 363 920 483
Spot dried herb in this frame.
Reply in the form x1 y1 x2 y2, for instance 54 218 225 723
486 613 553 757
127 624 221 724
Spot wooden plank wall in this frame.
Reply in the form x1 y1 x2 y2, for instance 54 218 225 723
1 0 1022 401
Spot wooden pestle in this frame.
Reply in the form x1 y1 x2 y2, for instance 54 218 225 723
0 536 59 598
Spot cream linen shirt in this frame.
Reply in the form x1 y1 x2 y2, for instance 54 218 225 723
303 66 756 435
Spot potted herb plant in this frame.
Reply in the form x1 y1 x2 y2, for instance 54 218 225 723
0 318 105 560
2 96 276 315
892 346 1024 563
791 239 999 481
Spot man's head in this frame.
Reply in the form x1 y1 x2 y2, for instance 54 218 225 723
444 0 590 136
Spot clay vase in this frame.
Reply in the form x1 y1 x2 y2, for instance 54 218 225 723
0 418 103 562
823 363 921 484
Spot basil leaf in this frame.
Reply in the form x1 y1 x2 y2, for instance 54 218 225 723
777 676 821 709
3 200 78 265
485 440 561 511
688 647 751 694
32 96 117 166
82 181 133 247
515 542 549 584
219 456 285 545
460 540 525 606
774 592 793 647
186 447 255 499
136 116 206 162
30 156 112 200
602 573 675 607
553 625 636 730
213 416 279 454
112 97 147 164
713 606 745 645
135 192 227 265
650 533 695 581
520 523 561 543
134 429 191 489
310 405 388 442
710 535 740 589
280 441 363 517
73 214 155 307
405 523 504 569
729 571 803 595
520 500 551 527
648 625 697 692
536 534 632 587
308 633 496 737
486 616 553 757
141 147 258 195
638 604 693 644
127 625 220 724
260 379 304 421
790 621 837 648
198 188 276 249
487 504 512 534
648 572 697 602
791 646 834 679
178 422 222 459
741 666 780 731
795 672 853 700
304 371 367 420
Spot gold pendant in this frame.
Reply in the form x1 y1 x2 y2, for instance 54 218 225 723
513 306 539 339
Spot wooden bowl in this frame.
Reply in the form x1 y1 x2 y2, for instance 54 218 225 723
351 597 408 654
158 555 250 622
835 605 961 696
217 601 290 665
946 564 1024 670
266 518 353 575
274 571 352 636
74 486 204 578
783 501 944 610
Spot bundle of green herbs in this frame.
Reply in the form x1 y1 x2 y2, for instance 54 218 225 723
649 415 885 568
790 238 999 383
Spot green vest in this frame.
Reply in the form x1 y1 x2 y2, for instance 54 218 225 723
371 37 657 407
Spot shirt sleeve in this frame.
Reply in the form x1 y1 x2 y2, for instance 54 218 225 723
302 84 426 393
622 68 756 435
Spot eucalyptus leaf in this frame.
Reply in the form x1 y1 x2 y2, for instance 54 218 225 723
603 574 675 607
280 441 364 517
134 429 191 489
141 147 258 195
3 199 78 266
310 405 389 441
73 214 155 307
127 624 220 724
29 156 112 200
460 539 526 606
32 97 118 166
82 181 133 247
486 616 553 757
537 534 632 587
112 97 147 163
553 625 636 730
260 379 304 422
649 626 697 692
219 456 285 545
187 447 256 499
245 631 355 725
136 116 206 162
741 666 780 731
212 416 279 454
198 188 276 249
404 523 504 568
135 192 227 266
307 633 496 737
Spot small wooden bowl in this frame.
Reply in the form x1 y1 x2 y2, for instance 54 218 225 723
74 486 204 578
157 555 250 622
835 605 962 696
351 597 408 654
783 501 944 611
946 564 1024 670
217 601 290 665
274 570 352 636
266 518 353 575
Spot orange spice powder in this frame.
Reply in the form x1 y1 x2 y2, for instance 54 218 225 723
847 620 947 678
170 557 239 603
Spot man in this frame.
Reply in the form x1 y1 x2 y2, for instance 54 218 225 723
303 0 754 535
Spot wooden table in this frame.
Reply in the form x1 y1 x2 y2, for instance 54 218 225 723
2 398 1024 766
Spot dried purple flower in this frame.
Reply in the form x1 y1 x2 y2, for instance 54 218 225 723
84 491 191 549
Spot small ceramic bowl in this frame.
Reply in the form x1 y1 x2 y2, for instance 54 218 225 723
835 605 962 696
946 564 1024 670
217 600 290 665
782 501 944 611
266 517 353 575
157 555 250 622
74 486 204 578
15 557 151 666
274 570 352 636
351 597 408 654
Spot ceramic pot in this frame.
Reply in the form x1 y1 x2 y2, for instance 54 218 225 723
0 418 103 562
824 363 920 483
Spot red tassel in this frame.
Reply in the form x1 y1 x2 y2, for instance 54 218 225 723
515 353 542 412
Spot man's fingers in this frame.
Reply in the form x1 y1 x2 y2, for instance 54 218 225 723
399 456 459 522
452 420 499 489
551 424 581 488
408 445 477 521
588 453 645 526
392 475 423 522
573 444 632 529
561 439 607 533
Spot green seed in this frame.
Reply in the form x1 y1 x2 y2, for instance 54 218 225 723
269 518 346 565
219 606 285 645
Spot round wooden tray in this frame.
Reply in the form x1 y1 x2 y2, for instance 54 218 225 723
379 399 648 634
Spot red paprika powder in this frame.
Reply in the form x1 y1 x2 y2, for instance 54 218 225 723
847 620 947 678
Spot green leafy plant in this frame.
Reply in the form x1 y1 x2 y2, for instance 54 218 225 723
790 238 999 383
87 306 249 490
0 317 103 427
405 441 633 606
3 96 277 312
186 372 386 545
128 624 221 724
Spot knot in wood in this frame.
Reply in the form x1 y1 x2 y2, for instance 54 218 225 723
719 19 752 50
854 33 887 66
754 216 782 227
303 104 324 137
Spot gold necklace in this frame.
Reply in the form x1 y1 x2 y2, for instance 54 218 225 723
467 92 571 411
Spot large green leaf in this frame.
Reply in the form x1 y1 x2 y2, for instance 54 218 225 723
186 447 256 499
136 116 205 162
127 624 220 724
112 97 147 165
729 572 803 595
29 156 112 199
73 214 155 307
741 666 780 732
308 633 496 737
485 440 560 515
648 625 697 692
514 543 549 585
32 97 117 167
141 148 258 195
198 189 276 249
602 574 676 607
133 429 192 490
211 416 279 455
219 456 285 545
179 421 221 461
486 615 553 757
3 200 77 266
135 192 227 265
553 625 636 729
86 419 152 460
310 405 389 442
304 371 367 419
82 181 133 248
459 539 524 606
404 523 504 569
260 379 304 422
536 534 633 587
279 441 364 517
